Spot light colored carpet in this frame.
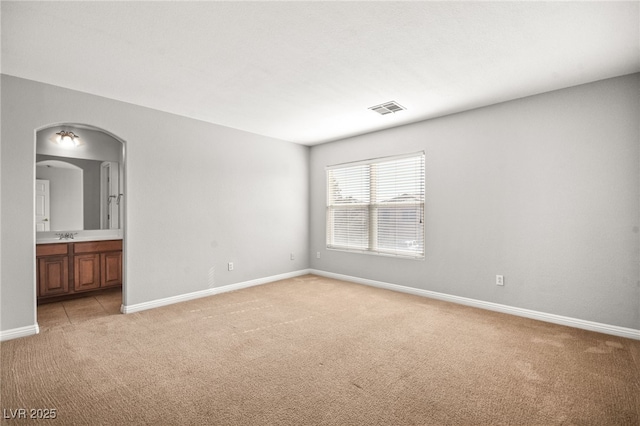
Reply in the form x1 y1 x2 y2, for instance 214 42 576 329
2 274 639 425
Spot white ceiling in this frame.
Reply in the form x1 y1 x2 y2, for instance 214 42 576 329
2 1 639 145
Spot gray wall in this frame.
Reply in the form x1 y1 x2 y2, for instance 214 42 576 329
310 73 639 329
1 75 309 333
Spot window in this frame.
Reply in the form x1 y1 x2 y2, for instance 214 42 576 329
326 152 425 259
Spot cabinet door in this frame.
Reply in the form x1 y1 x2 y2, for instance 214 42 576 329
101 251 122 288
74 253 101 292
38 256 69 297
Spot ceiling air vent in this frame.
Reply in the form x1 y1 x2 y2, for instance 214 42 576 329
369 101 406 115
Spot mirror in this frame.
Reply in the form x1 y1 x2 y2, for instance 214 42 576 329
35 125 123 233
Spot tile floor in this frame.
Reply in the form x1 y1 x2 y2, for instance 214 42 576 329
37 288 122 331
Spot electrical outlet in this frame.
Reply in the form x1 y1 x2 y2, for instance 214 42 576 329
290 253 295 260
496 275 504 286
316 252 321 259
228 262 234 271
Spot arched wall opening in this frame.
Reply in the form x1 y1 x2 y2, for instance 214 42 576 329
34 123 127 317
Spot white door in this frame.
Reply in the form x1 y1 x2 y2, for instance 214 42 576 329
35 179 50 231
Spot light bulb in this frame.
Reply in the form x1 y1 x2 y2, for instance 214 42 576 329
60 135 75 148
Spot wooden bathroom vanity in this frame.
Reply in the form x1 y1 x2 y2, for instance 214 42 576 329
36 239 122 303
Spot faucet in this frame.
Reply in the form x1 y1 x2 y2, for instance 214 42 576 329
56 232 78 240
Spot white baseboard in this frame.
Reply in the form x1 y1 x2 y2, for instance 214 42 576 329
309 269 640 341
121 269 311 314
0 324 39 342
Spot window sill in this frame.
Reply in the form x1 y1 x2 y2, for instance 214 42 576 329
326 246 425 260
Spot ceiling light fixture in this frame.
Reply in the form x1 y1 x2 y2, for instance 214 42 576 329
369 101 406 115
55 131 81 148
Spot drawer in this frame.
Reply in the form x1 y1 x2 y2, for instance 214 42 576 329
74 240 122 254
36 243 69 257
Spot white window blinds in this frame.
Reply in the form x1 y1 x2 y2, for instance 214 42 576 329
326 152 425 259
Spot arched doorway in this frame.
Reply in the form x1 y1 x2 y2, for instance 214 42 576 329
34 123 126 328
